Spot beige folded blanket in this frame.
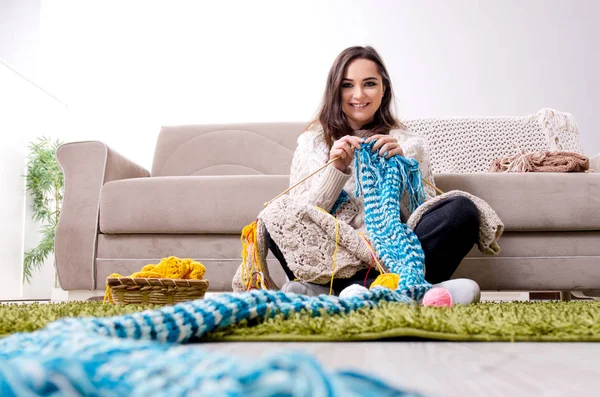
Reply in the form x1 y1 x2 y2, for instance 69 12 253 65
489 151 590 173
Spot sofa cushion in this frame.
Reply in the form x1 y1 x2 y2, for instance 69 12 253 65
100 173 600 234
151 123 303 177
435 173 600 231
99 175 289 234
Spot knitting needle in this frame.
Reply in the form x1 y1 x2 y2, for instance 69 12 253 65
264 156 342 207
423 178 445 196
264 156 446 207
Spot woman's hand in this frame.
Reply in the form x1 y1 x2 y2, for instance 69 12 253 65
329 135 365 172
365 134 403 159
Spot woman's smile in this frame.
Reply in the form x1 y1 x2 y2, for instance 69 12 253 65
350 102 370 110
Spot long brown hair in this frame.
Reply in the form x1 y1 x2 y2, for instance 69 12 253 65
311 46 404 146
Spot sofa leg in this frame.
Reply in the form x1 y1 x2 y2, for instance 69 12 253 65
571 291 600 301
559 291 572 301
480 291 530 302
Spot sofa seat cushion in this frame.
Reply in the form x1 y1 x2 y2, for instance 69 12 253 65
435 173 600 231
100 173 600 234
99 175 289 234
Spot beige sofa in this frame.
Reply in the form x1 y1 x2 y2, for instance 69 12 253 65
55 118 600 297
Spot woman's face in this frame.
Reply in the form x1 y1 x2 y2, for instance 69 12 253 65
340 58 385 131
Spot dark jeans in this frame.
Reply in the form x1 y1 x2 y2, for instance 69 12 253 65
265 196 480 294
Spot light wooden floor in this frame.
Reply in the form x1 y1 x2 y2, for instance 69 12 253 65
203 341 600 397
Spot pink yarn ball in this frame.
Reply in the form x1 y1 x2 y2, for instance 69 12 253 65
423 288 453 307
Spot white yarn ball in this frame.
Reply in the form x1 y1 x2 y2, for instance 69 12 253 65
339 284 369 299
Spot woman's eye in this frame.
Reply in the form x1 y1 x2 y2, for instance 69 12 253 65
342 83 352 88
365 82 376 87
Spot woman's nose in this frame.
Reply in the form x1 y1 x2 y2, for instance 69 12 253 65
353 86 366 99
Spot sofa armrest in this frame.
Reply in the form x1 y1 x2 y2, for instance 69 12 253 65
55 141 150 290
591 152 600 173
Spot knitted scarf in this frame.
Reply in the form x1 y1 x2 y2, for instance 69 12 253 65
353 142 431 301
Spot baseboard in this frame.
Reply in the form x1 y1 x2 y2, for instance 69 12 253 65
50 289 106 302
480 291 530 302
52 290 580 303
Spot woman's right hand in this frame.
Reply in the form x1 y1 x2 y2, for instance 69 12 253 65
329 135 365 172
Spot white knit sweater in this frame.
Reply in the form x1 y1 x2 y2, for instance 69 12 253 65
289 125 437 230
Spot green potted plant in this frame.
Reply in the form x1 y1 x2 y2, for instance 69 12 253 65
23 137 64 284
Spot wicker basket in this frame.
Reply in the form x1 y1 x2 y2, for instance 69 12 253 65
106 277 209 305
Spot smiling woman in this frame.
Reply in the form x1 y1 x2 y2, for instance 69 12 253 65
340 60 385 131
255 46 484 303
315 46 400 148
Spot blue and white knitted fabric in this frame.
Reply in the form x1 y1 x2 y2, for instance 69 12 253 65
354 142 432 301
0 289 423 396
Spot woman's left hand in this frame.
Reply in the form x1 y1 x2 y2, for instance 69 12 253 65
365 134 404 159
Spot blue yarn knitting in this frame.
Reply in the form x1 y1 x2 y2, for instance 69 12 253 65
330 189 350 215
0 289 424 396
353 142 432 301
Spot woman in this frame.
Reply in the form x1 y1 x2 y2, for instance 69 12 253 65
266 46 481 302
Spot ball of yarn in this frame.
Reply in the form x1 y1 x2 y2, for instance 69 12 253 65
339 284 369 299
422 288 453 307
187 262 206 280
369 273 400 290
155 256 189 279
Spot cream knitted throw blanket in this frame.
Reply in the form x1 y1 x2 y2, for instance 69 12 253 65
405 108 583 173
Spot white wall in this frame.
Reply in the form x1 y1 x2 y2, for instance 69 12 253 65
0 62 67 300
37 0 600 171
0 0 41 81
0 0 61 299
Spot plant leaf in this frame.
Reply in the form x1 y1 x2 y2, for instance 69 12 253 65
23 136 64 284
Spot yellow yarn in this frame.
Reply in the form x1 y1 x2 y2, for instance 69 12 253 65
316 207 339 296
369 273 400 290
185 260 206 280
357 233 400 290
240 221 268 291
154 256 188 278
131 271 162 278
104 256 206 304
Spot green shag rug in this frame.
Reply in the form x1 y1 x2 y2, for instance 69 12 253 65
2 301 600 341
0 302 159 337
